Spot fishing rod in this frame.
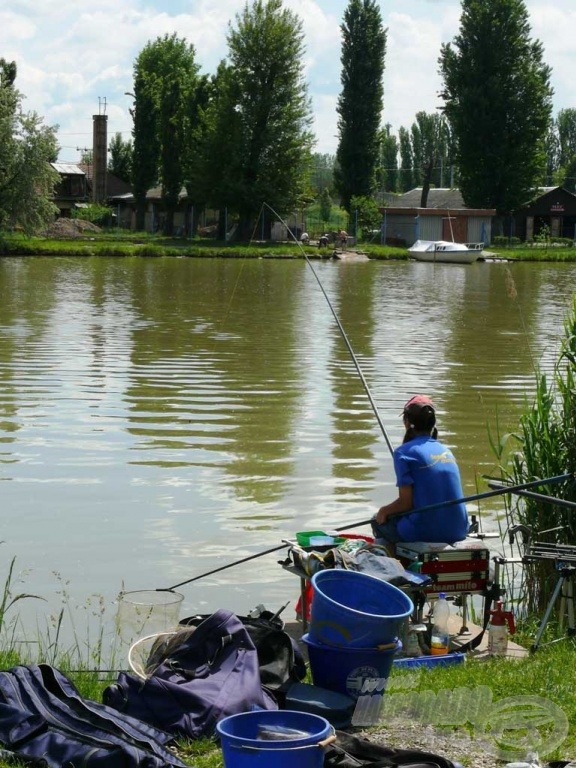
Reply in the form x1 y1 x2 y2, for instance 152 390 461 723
158 472 574 592
157 208 396 593
262 203 395 457
350 471 575 528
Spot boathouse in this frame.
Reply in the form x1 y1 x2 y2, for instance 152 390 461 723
379 188 496 247
512 186 576 241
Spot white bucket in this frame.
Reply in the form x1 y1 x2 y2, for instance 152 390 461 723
115 589 184 649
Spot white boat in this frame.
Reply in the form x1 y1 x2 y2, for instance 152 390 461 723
408 239 484 264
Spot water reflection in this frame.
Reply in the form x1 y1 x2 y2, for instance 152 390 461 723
0 255 574 646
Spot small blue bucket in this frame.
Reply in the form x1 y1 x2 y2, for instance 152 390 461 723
309 570 413 647
303 633 400 700
216 709 334 768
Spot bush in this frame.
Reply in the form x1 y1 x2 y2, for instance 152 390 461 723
492 235 522 247
71 204 113 227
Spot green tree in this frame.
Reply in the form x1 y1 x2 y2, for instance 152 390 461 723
131 48 160 231
349 194 381 237
319 187 332 224
376 124 398 195
181 74 212 235
108 132 132 184
0 60 59 234
439 0 553 214
410 112 451 206
334 0 387 211
310 153 335 196
547 109 576 191
207 0 314 242
398 126 414 193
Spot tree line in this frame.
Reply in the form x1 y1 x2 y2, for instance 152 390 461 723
0 0 572 238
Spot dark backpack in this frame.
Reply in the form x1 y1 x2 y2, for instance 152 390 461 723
0 663 187 768
324 730 458 768
179 608 307 695
103 608 278 739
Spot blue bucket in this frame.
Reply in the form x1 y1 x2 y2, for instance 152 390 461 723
303 633 400 700
216 709 333 768
309 570 413 647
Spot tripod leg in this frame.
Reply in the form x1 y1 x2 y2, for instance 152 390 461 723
532 574 565 652
567 576 575 637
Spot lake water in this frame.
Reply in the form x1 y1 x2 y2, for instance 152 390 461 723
0 255 574 659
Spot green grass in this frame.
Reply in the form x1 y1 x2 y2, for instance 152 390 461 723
4 227 576 262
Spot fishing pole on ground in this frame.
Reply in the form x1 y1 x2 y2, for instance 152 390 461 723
156 472 574 592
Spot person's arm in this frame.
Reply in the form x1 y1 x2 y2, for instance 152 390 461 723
375 484 413 524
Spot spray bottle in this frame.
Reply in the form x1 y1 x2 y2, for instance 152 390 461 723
488 600 516 656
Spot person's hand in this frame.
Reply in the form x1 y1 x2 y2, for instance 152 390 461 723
376 506 388 525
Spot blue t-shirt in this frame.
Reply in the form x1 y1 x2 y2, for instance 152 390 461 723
393 435 469 543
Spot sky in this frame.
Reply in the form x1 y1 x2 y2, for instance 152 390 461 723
2 0 575 163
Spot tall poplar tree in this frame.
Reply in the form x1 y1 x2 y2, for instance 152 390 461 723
439 0 553 214
217 0 314 241
334 0 386 211
131 34 199 234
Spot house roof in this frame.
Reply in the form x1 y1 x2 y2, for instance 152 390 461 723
78 164 132 198
381 187 496 216
51 162 85 176
385 188 466 209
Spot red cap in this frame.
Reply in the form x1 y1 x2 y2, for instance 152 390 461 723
403 394 435 413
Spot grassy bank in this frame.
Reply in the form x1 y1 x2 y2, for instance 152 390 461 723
3 230 576 262
0 628 574 767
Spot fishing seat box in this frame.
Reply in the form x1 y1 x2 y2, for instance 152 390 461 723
394 538 490 597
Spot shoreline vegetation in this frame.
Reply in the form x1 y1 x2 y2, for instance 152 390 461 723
2 229 576 262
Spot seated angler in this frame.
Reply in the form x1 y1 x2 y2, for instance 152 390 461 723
372 395 469 547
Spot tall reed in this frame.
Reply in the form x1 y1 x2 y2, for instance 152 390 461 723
498 294 576 615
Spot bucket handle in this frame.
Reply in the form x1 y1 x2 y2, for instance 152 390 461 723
230 730 337 752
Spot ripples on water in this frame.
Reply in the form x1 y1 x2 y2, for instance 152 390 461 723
0 256 574 654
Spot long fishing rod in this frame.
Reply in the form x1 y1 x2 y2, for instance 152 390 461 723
262 203 395 457
349 471 575 529
158 472 573 591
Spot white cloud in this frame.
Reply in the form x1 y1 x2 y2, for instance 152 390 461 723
3 0 575 161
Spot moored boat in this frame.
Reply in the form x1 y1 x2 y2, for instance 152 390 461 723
408 239 484 264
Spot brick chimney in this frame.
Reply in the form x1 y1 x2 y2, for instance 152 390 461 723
92 108 108 204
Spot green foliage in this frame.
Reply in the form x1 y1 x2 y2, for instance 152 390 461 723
410 112 452 205
310 153 335 197
496 296 576 615
335 0 387 211
319 187 332 224
439 0 553 214
0 61 59 233
203 0 314 241
376 124 399 194
349 195 381 236
71 204 112 227
108 132 132 183
398 127 414 193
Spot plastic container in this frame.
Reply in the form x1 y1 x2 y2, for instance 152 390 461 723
303 633 400 700
296 531 327 547
309 536 335 547
216 709 333 768
393 652 465 669
488 600 516 656
309 569 413 647
430 592 450 655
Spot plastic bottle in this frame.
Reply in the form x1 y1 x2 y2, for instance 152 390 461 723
488 600 516 656
430 593 450 655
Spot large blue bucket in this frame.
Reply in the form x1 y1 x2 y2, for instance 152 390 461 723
216 709 333 768
309 570 413 647
303 633 400 700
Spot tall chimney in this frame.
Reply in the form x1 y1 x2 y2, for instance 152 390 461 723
92 106 108 204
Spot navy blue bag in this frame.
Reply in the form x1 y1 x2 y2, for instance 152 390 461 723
104 608 278 739
0 663 187 767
